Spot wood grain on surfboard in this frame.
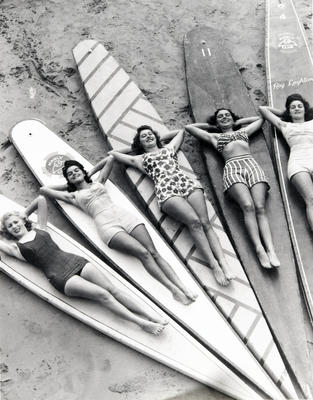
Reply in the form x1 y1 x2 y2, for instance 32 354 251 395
10 120 287 400
73 40 297 399
0 195 263 400
184 25 312 398
265 0 313 326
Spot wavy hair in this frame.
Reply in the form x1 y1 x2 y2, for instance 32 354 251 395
62 160 92 192
207 108 241 132
281 93 313 122
131 125 163 154
1 211 34 240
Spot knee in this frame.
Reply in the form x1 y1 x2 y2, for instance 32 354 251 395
241 202 255 214
255 203 266 216
98 290 113 303
304 195 313 207
187 217 203 232
136 247 151 262
201 218 213 231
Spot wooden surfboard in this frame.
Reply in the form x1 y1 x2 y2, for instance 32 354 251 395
0 194 263 400
265 0 313 324
10 119 287 400
72 40 298 399
183 26 312 397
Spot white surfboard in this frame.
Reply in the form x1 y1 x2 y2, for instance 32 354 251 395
0 194 265 400
10 119 287 400
72 40 297 399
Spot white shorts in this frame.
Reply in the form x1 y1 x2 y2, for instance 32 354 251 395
288 146 313 179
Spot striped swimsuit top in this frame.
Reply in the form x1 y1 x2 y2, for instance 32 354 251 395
216 130 249 153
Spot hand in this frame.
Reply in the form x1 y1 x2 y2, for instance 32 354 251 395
64 193 75 202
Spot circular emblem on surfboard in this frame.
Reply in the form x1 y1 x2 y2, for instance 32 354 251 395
42 153 72 176
277 33 298 52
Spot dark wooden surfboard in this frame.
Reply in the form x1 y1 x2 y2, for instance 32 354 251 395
184 25 312 397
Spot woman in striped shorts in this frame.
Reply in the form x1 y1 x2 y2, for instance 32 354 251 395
185 108 280 269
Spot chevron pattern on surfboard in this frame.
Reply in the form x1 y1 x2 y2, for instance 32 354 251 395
73 40 296 397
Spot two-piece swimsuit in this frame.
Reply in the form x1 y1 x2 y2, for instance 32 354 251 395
142 146 202 207
74 181 142 245
281 119 313 179
17 228 88 293
217 130 269 192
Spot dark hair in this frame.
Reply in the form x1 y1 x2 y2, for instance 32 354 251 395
131 125 163 154
281 93 313 122
207 108 241 132
0 211 34 240
62 160 92 192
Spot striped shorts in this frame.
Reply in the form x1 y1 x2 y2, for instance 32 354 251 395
223 155 270 192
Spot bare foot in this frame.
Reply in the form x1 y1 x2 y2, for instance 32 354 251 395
141 321 165 335
256 247 272 269
150 315 169 325
182 288 198 302
267 250 280 268
220 259 236 280
213 266 229 286
172 288 193 305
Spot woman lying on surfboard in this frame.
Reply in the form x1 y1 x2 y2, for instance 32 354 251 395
185 109 280 270
0 195 166 335
260 93 313 232
108 125 233 286
40 156 197 305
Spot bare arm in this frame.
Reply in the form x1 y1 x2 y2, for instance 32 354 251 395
108 150 145 172
23 195 48 230
243 117 265 137
0 239 20 258
94 155 114 183
259 106 286 130
234 116 259 127
166 129 185 153
40 186 76 204
185 124 218 147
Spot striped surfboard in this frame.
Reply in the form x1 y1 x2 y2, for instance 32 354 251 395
73 39 298 399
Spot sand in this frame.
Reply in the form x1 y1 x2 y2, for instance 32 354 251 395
0 0 312 399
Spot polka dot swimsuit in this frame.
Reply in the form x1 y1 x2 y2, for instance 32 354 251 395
142 147 202 207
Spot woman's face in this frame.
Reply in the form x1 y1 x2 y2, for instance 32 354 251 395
216 109 234 130
139 129 157 149
4 215 27 238
289 100 305 121
65 165 85 185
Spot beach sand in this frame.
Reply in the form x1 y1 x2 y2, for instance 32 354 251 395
0 1 312 399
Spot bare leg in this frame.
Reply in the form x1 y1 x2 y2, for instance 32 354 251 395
130 224 198 301
162 196 229 286
64 272 164 335
187 189 235 280
291 171 313 231
109 231 192 304
250 183 280 267
80 262 167 325
227 183 271 269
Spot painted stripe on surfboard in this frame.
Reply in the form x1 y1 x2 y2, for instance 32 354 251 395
10 119 288 400
265 0 313 323
0 195 265 400
73 41 298 391
73 41 297 397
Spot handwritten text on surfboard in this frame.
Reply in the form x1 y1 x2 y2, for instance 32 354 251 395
272 77 313 90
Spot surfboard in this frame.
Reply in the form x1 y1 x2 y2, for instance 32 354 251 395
72 40 298 399
265 0 313 322
10 119 287 400
183 25 312 397
0 194 263 400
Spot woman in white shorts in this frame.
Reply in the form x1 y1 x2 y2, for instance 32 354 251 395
40 156 197 305
260 93 313 231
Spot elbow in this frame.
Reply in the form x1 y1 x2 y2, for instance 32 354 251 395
39 186 48 195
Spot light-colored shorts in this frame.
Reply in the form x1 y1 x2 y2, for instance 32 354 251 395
94 209 143 246
223 155 270 192
288 146 313 180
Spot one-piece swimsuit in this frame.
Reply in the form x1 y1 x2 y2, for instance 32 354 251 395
142 146 202 206
16 228 88 292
